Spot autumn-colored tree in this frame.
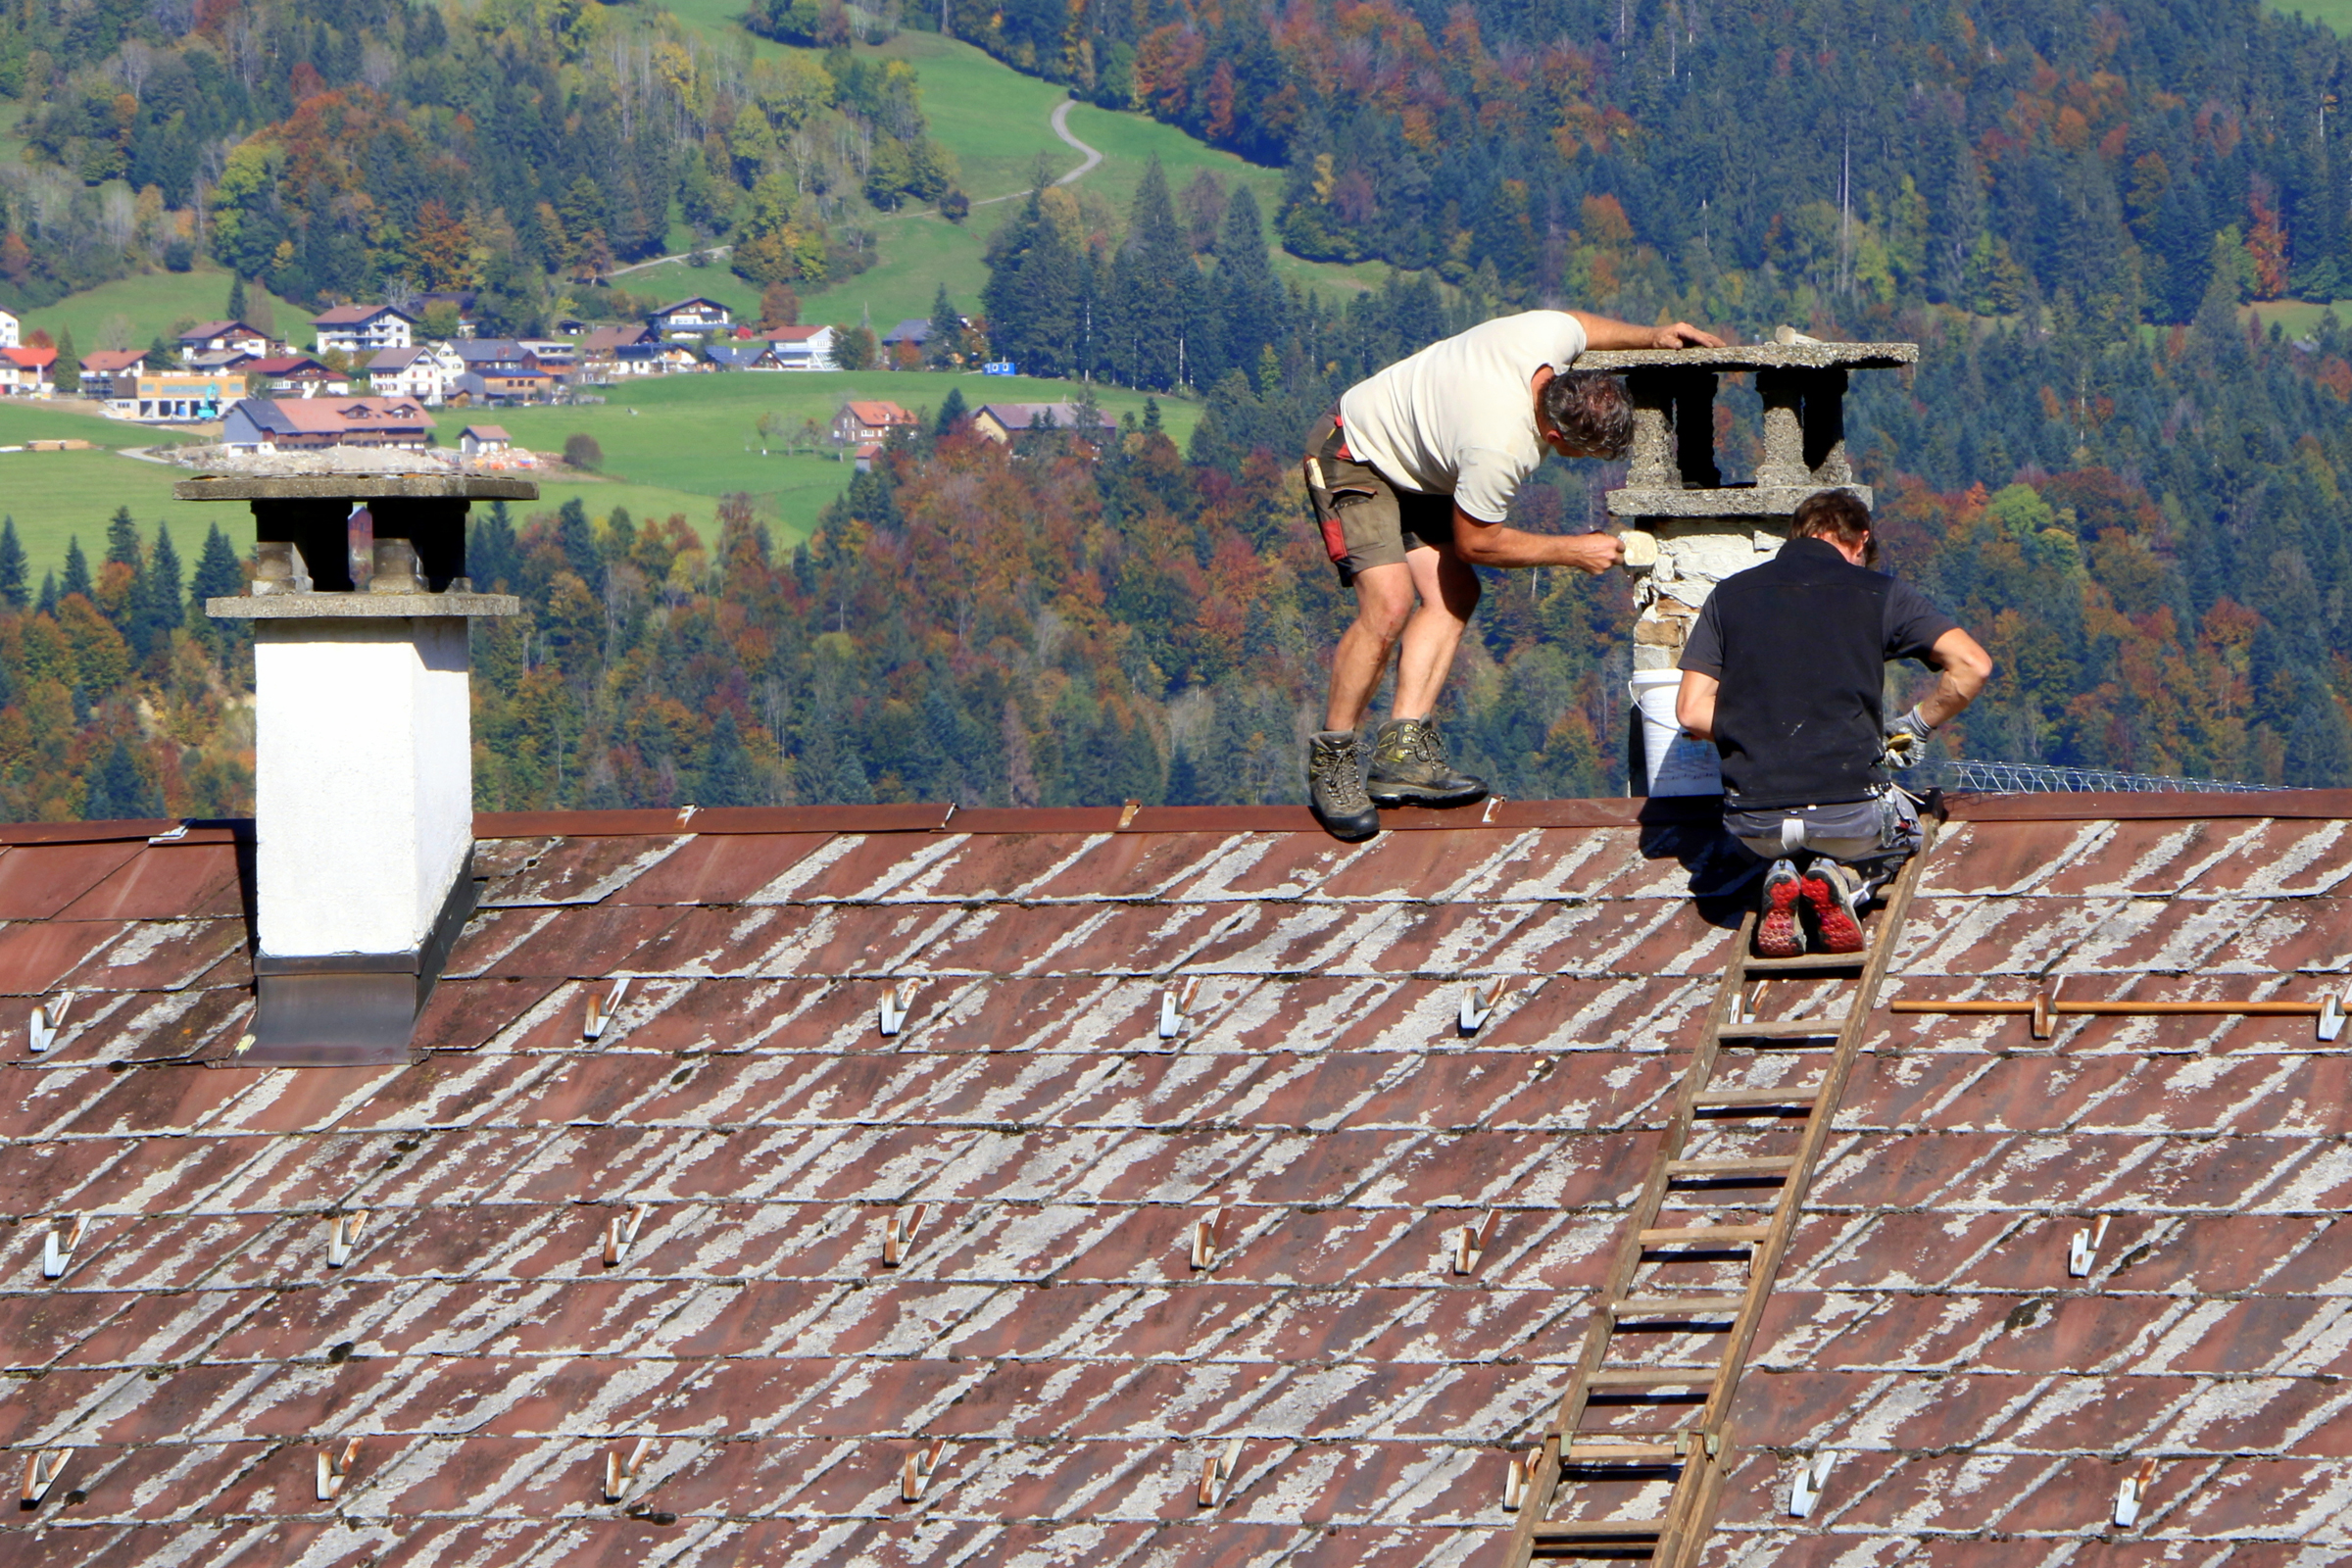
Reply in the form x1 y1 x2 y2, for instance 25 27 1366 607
411 200 476 292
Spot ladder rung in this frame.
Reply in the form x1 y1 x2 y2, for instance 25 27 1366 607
1613 1294 1748 1317
1716 1018 1847 1039
1533 1521 1666 1542
1585 1367 1720 1386
1639 1223 1771 1246
1693 1085 1819 1107
1742 950 1869 971
1562 1441 1683 1462
1665 1155 1795 1177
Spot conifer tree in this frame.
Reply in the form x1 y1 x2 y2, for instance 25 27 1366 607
925 282 963 367
700 710 760 805
0 517 25 610
105 506 141 567
935 384 967 436
61 537 91 600
35 570 57 616
140 523 184 654
1213 187 1285 388
84 737 161 819
1115 157 1195 390
468 502 520 593
226 273 248 321
53 327 77 395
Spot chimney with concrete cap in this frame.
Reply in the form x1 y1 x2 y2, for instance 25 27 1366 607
1579 331 1919 796
186 472 534 1066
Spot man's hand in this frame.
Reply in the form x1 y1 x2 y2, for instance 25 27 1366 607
1882 707 1933 769
1561 532 1625 575
1651 321 1725 350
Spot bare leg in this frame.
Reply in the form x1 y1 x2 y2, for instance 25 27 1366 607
1324 562 1415 732
1391 544 1482 719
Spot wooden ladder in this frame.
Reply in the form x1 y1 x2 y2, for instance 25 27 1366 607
1501 824 1936 1566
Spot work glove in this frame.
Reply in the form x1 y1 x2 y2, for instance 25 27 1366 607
1881 707 1933 769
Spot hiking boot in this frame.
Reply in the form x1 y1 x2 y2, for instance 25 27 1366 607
1803 860 1870 954
1756 858 1807 957
1365 717 1489 808
1307 730 1379 842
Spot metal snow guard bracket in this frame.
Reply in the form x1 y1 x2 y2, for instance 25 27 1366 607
1578 342 1918 372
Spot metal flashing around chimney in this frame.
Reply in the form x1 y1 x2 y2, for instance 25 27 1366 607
188 472 533 1068
244 856 480 1066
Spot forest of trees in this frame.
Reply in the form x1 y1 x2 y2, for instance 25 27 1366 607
948 0 2352 330
0 0 958 318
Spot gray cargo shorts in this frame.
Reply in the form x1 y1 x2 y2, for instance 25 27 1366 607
1726 785 1922 865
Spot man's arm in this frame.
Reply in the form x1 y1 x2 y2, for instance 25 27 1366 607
1452 504 1624 571
1915 626 1993 729
1676 669 1719 742
1570 313 1726 352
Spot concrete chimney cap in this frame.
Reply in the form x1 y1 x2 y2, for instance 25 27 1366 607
1578 342 1917 372
173 474 539 502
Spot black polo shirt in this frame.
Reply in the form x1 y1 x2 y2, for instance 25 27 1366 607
1679 537 1957 809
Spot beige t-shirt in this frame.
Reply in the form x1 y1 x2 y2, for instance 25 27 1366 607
1338 310 1590 523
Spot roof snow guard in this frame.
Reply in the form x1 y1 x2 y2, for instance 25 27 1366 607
2 792 2350 1562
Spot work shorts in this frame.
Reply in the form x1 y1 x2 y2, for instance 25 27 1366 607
1725 785 1923 865
1304 416 1454 585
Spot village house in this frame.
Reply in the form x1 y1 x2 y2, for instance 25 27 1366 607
78 348 146 404
177 318 274 364
0 343 55 396
0 306 19 349
766 323 837 370
647 296 732 337
611 340 701 377
220 395 435 452
243 355 346 397
458 423 512 458
830 399 919 447
878 318 931 354
704 341 782 371
311 303 416 357
969 401 1115 445
367 345 462 403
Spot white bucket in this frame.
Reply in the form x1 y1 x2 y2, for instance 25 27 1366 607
1629 669 1723 796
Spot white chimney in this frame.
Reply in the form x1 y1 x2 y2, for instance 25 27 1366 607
190 474 529 1066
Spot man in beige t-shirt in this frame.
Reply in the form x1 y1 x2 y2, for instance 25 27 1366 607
1302 309 1722 839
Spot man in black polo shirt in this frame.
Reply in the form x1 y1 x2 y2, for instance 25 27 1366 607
1674 491 1992 956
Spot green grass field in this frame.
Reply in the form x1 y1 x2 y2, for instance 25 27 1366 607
0 452 242 582
498 368 1200 538
2270 0 2352 31
21 265 305 359
2245 298 2351 337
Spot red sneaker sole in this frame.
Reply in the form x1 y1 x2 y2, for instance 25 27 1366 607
1756 880 1804 957
1804 876 1866 953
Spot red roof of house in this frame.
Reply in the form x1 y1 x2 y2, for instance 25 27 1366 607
2 345 56 368
4 790 2350 1557
265 395 433 432
769 324 829 343
245 355 334 375
842 400 915 425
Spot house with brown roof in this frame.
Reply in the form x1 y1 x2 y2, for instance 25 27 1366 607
76 348 146 402
830 398 918 446
648 296 732 336
220 394 434 450
311 303 416 357
175 318 274 363
970 400 1114 444
458 423 511 455
766 322 836 369
243 354 346 396
10 332 2352 1565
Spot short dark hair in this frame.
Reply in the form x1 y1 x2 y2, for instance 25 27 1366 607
1791 489 1877 564
1540 368 1633 458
